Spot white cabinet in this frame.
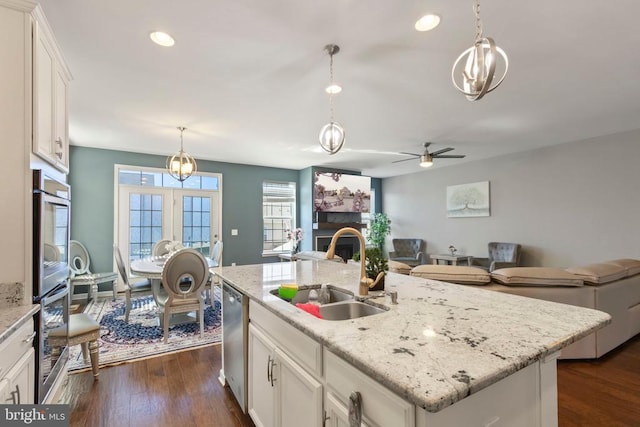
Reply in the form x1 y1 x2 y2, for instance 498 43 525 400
248 323 323 427
325 391 371 427
33 8 71 173
324 349 415 427
248 323 276 427
0 319 36 405
1 349 35 405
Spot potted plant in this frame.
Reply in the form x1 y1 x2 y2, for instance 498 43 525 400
367 213 391 252
353 247 388 291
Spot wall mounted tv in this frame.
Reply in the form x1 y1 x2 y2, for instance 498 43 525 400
314 172 371 213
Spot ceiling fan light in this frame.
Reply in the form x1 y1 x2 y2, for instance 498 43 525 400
419 154 433 167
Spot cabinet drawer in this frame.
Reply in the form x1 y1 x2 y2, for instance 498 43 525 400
0 319 35 379
324 349 415 427
249 300 322 378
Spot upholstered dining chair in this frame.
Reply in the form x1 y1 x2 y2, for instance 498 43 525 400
113 245 153 323
157 249 209 343
69 240 119 302
474 242 522 272
388 238 426 267
152 239 173 257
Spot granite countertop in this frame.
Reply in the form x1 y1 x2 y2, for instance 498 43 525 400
217 260 611 413
0 304 40 345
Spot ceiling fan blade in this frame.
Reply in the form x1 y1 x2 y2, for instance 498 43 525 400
392 157 417 164
432 154 466 159
429 147 454 156
398 152 420 157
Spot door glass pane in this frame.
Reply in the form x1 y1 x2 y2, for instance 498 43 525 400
182 195 211 257
129 192 162 260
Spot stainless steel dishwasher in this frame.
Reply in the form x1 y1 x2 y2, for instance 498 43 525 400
222 281 248 412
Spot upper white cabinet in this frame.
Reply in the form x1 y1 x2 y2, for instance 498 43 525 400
32 6 71 173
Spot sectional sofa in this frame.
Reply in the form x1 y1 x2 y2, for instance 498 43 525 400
410 259 640 359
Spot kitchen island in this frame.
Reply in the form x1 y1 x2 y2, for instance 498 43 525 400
216 260 610 426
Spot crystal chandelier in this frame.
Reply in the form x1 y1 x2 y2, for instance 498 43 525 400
318 44 345 154
451 0 509 101
166 126 197 182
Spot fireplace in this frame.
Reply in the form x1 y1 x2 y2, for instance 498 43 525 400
315 236 360 262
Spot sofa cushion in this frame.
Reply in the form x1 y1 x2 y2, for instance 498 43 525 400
566 263 627 285
491 267 584 287
388 260 412 275
605 258 640 277
410 265 491 285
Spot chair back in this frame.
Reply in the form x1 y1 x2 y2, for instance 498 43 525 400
392 239 424 257
153 239 173 257
69 240 91 275
113 245 130 287
43 243 61 262
162 249 209 299
210 240 223 266
488 242 521 264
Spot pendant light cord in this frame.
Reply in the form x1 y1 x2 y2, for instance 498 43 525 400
474 0 483 42
329 51 335 123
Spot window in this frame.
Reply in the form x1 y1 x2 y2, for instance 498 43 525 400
263 181 296 256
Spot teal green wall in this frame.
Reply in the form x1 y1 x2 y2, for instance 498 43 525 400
69 146 300 272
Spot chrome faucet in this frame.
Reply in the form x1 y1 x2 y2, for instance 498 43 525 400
325 227 384 297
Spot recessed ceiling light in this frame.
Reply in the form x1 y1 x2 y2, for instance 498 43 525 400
149 31 175 47
325 84 342 94
415 14 441 32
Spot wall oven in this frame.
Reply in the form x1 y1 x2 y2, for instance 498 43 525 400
33 170 71 403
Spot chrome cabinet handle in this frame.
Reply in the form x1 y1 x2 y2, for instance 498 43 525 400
267 355 272 383
268 357 276 387
10 385 21 404
23 331 36 344
348 391 362 427
55 137 63 146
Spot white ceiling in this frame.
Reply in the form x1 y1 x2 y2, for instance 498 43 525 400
38 0 640 178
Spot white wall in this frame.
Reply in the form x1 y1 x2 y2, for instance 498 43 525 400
382 129 640 268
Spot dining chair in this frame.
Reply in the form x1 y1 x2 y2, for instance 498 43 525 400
157 249 209 343
152 239 173 257
113 245 153 323
203 240 224 303
69 240 119 302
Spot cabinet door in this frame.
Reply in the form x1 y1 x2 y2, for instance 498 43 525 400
325 392 371 427
4 348 35 405
34 24 55 162
275 347 323 427
54 64 68 170
0 378 10 404
248 324 276 427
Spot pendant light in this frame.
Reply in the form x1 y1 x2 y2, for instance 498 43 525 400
318 44 345 154
166 126 197 182
451 0 508 101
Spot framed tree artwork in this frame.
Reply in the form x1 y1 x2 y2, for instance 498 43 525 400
446 181 490 218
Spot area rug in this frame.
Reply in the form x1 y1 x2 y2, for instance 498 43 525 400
68 288 222 372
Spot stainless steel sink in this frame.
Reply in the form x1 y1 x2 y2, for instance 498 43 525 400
270 284 354 304
319 300 389 321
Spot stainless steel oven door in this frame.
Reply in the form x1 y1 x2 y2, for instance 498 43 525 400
37 282 69 403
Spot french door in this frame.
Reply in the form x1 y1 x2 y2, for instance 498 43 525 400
116 186 220 288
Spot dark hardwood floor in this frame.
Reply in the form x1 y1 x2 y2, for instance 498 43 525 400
557 334 640 427
62 344 254 427
63 336 640 427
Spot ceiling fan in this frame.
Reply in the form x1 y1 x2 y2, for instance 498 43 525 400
392 142 466 168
